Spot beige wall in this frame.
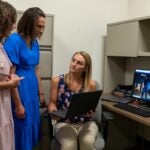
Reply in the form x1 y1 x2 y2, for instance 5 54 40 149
6 0 128 87
128 0 150 19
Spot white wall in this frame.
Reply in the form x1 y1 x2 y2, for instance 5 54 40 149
128 0 150 19
6 0 128 87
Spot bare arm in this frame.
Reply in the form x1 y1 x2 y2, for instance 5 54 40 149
48 76 60 112
89 80 97 91
35 65 47 107
10 65 25 118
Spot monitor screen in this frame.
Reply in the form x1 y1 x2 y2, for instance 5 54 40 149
132 69 150 102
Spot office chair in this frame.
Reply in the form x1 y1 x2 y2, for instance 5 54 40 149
48 81 105 150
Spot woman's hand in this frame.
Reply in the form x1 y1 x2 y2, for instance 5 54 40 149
15 104 25 119
86 109 96 117
48 104 61 121
8 74 24 88
48 103 57 112
39 94 47 108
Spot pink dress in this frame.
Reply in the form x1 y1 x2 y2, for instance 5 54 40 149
0 44 15 150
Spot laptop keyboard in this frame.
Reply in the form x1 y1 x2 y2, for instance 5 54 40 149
114 103 150 117
48 109 68 118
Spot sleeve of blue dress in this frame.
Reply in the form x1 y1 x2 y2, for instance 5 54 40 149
3 33 20 65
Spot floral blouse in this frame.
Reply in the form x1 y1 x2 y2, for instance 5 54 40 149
57 74 93 123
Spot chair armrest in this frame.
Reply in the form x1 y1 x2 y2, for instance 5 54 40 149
102 111 114 120
41 109 54 139
101 111 114 140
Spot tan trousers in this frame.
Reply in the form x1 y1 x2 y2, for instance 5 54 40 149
54 121 98 150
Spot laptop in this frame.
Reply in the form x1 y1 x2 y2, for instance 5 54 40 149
49 90 102 119
101 93 132 103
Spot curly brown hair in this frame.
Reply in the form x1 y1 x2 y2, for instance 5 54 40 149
0 1 16 41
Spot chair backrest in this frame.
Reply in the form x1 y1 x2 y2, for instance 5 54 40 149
94 81 105 150
94 81 102 125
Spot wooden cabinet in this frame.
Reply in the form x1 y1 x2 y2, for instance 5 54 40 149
38 16 53 46
39 14 54 103
106 21 139 57
104 17 150 93
106 17 150 57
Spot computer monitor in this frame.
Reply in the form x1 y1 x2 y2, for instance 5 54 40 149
132 69 150 103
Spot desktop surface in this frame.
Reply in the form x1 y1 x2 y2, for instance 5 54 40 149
114 102 150 117
102 100 150 126
102 100 150 149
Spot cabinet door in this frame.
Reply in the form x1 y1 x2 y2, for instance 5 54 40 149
38 15 53 46
39 50 52 78
11 11 23 33
106 21 139 57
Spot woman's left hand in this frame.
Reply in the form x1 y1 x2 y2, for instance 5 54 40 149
15 104 25 119
39 94 47 108
86 109 95 117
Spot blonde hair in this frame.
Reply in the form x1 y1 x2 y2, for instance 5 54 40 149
65 51 92 91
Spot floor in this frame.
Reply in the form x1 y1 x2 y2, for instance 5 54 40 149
126 136 150 150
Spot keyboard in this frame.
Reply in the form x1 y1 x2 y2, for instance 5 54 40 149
114 103 150 117
101 94 132 103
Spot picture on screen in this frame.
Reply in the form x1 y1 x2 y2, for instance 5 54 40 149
132 69 150 102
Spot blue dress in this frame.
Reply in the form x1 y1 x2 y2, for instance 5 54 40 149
4 33 40 150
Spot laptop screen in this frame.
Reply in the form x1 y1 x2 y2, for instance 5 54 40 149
132 69 150 103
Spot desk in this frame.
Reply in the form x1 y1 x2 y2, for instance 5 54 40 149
102 101 150 127
102 100 150 149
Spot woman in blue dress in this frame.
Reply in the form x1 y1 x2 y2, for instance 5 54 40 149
4 7 47 150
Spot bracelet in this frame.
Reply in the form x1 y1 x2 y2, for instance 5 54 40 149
39 92 44 96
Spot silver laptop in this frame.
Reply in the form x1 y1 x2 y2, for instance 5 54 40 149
49 90 102 119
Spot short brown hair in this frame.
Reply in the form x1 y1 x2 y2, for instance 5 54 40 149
17 7 46 39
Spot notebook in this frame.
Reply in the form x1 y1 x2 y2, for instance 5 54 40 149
49 90 102 119
101 93 132 103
